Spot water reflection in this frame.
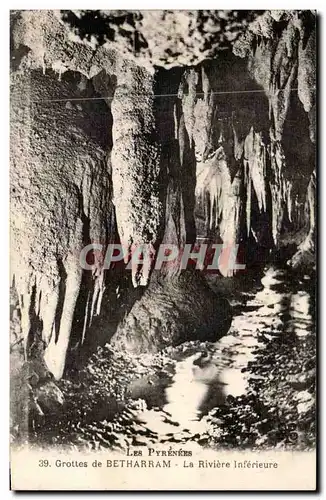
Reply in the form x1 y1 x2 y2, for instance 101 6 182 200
129 266 315 438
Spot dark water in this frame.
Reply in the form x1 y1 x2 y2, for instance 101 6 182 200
126 265 316 441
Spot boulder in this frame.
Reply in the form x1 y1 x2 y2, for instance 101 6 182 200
111 271 232 353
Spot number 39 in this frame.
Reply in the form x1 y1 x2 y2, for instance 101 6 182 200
38 460 49 467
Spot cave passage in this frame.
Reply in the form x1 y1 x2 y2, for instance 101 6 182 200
10 10 316 455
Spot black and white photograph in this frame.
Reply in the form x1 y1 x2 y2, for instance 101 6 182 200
9 9 317 490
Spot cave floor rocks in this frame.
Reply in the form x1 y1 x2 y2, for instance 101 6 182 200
12 265 316 453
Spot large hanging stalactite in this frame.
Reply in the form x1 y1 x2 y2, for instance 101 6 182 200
10 68 114 380
110 60 164 287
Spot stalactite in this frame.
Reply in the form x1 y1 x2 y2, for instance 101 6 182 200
192 70 216 163
10 69 113 379
297 16 316 143
244 127 267 214
195 147 233 235
234 11 316 251
162 121 193 255
246 164 251 237
269 141 284 245
233 123 245 161
188 66 245 275
268 21 299 142
194 147 244 277
110 60 163 287
180 68 199 144
43 256 83 380
156 67 197 279
244 22 299 245
237 14 301 142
